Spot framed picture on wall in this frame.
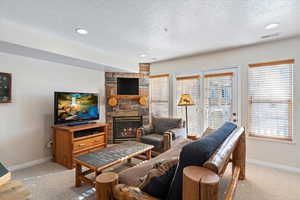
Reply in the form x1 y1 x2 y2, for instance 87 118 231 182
0 72 12 103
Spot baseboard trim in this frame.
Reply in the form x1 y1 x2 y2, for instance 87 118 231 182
247 159 300 174
8 157 52 172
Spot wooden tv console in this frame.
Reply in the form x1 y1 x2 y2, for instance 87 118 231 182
52 123 108 169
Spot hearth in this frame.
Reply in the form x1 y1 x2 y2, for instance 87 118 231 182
113 116 143 143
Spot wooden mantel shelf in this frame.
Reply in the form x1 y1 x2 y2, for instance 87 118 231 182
115 95 147 100
108 95 148 107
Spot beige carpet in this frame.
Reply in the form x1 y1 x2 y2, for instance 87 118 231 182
12 161 300 200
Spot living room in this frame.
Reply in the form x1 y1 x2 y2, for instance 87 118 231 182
0 1 299 200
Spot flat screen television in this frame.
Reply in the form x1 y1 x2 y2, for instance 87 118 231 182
117 78 139 95
54 92 99 125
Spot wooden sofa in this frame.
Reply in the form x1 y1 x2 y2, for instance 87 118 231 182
96 126 245 200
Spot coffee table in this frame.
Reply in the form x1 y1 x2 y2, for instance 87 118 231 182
74 141 154 187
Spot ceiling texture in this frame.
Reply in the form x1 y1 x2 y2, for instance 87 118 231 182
0 0 299 70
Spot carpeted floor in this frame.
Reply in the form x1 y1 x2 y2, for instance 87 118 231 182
12 161 300 200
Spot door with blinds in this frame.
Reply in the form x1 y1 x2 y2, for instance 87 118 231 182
204 69 240 129
176 75 201 134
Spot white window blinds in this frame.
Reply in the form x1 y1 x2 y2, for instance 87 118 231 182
176 75 201 134
248 59 294 141
150 74 169 118
204 73 233 129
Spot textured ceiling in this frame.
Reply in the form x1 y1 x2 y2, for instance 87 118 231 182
0 0 299 63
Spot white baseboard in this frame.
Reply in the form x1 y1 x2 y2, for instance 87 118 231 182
8 156 52 172
247 159 300 174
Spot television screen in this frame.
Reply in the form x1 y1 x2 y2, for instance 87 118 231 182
54 92 99 125
117 78 139 95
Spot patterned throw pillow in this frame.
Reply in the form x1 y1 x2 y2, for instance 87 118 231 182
139 158 179 199
139 157 178 188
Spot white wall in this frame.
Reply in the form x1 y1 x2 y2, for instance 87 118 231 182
0 52 105 168
151 37 300 170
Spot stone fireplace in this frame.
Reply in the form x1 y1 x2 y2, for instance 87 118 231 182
105 63 150 143
113 116 143 143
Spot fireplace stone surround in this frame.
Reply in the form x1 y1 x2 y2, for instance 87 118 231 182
105 63 150 143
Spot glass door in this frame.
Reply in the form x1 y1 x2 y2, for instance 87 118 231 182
203 68 240 129
175 75 201 134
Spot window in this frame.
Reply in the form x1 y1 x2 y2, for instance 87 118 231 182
204 73 233 129
248 59 294 141
149 74 169 118
176 75 201 134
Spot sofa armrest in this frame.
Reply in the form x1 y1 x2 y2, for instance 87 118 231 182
113 184 159 200
163 128 186 151
143 124 154 135
167 128 187 140
136 128 143 142
163 132 172 151
136 125 154 142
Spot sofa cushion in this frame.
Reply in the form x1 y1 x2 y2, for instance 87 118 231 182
152 117 182 134
167 122 237 200
140 134 164 152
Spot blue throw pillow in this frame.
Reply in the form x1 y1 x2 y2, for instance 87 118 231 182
166 122 237 200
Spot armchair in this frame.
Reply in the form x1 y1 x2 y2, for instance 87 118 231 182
136 117 186 154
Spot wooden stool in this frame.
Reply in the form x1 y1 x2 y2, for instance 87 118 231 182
96 172 119 200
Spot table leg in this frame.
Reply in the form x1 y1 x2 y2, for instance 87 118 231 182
146 150 152 160
95 170 102 180
75 163 82 187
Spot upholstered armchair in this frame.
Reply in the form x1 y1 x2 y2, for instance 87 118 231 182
136 117 186 154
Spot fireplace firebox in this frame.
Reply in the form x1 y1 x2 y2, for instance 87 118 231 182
113 116 143 143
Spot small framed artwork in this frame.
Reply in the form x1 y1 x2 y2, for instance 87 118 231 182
0 72 12 103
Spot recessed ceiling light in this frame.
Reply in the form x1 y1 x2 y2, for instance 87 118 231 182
76 28 88 35
140 54 147 58
264 23 279 30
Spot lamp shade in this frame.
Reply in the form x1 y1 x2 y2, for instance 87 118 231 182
178 94 195 106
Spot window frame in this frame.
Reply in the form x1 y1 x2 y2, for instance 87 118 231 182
247 59 294 142
149 74 170 118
